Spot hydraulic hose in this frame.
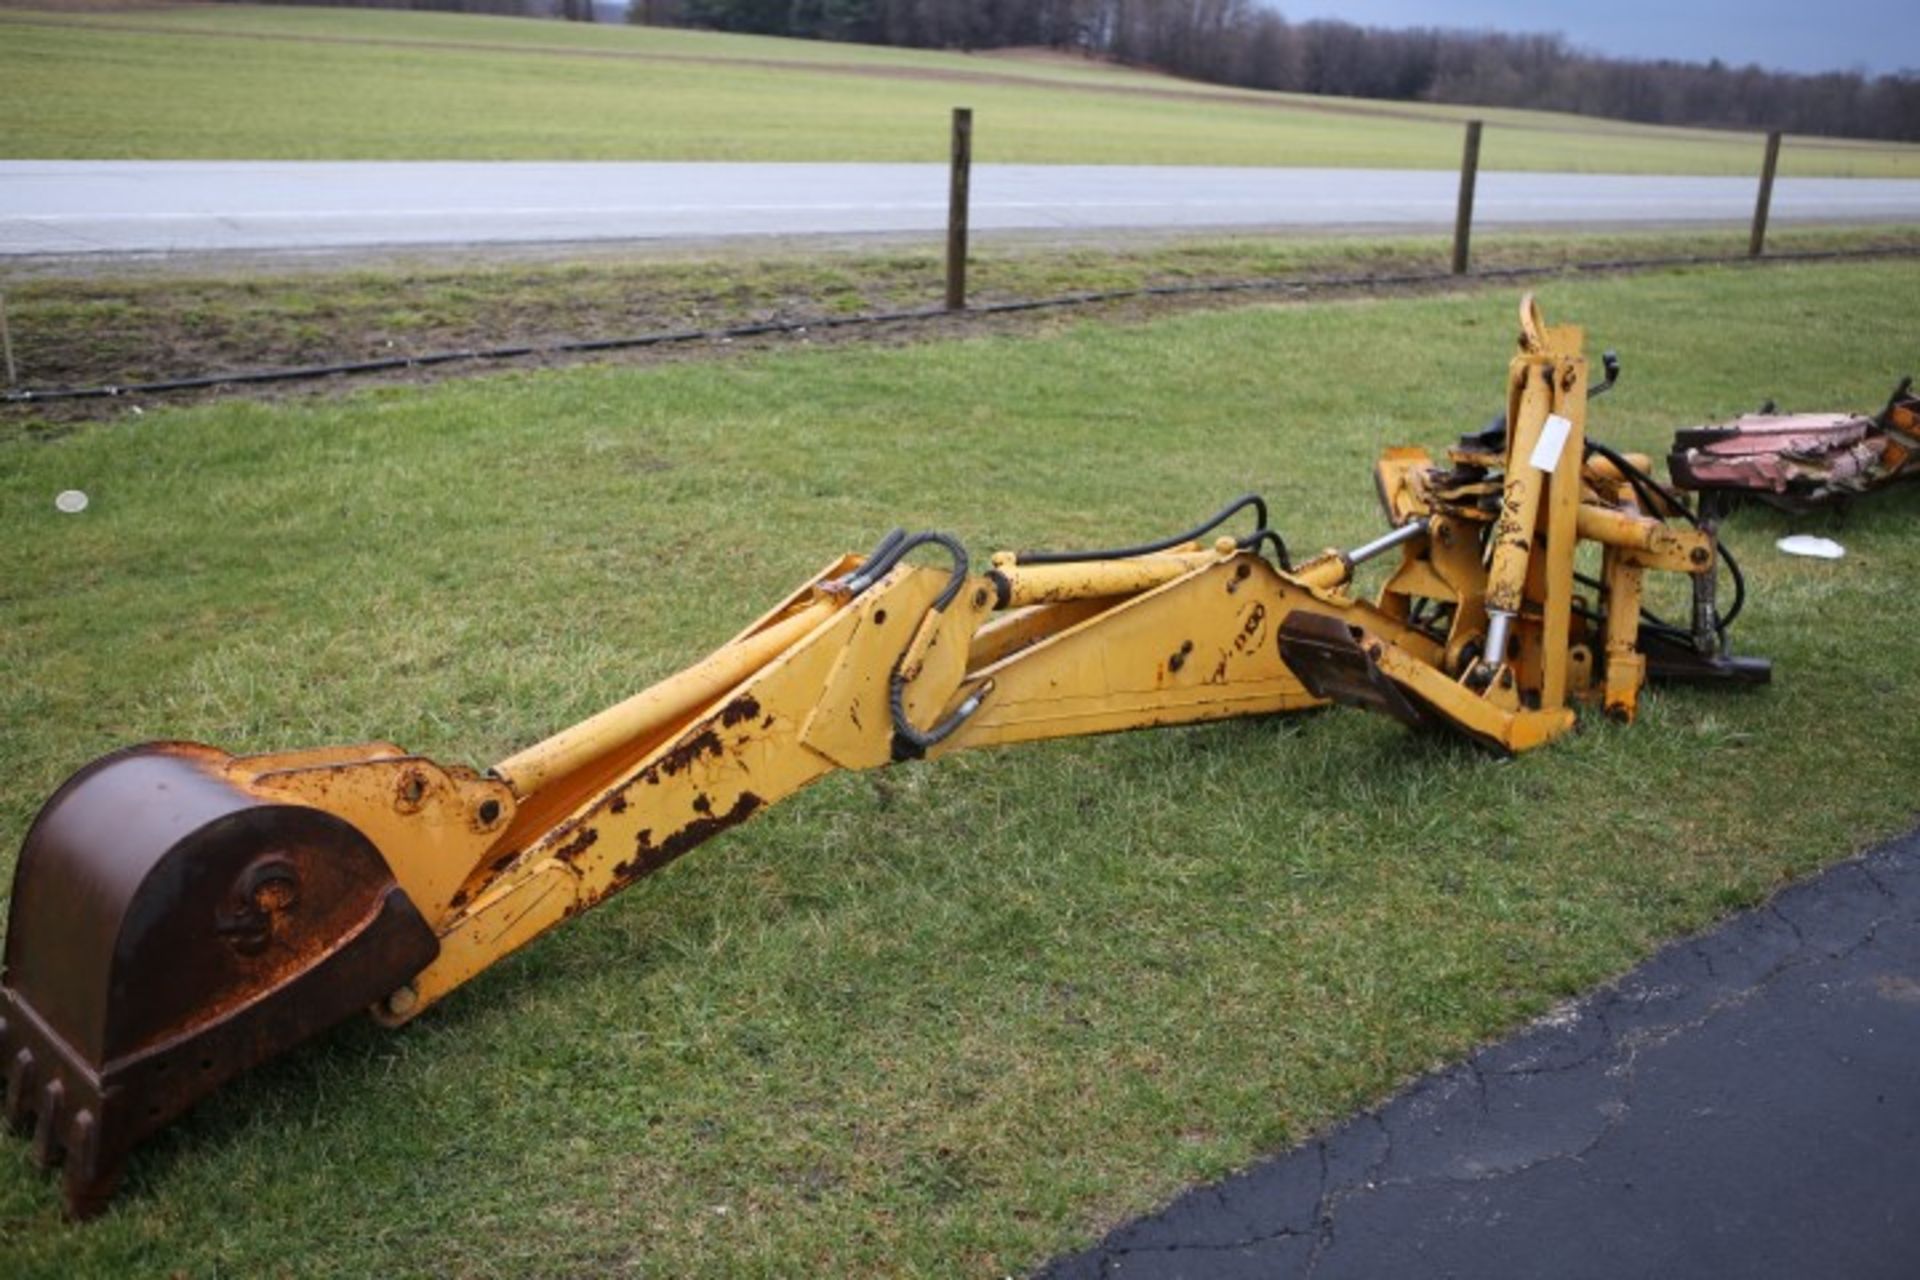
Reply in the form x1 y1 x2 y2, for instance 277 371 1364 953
1015 494 1270 565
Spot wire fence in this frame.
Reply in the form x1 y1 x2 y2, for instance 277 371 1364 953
0 114 1897 405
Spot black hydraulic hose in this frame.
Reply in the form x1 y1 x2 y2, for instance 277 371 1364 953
1877 375 1915 426
865 525 910 567
848 529 969 607
1715 537 1749 632
889 671 990 759
900 531 971 609
1014 494 1270 565
834 525 908 596
1584 437 1747 636
878 530 984 757
1237 528 1294 572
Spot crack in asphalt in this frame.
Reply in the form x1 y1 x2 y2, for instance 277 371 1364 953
1856 860 1899 902
1767 900 1808 945
1037 830 1920 1278
1691 939 1720 978
1100 1224 1311 1272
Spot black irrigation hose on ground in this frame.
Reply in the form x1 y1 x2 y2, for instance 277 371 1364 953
0 306 951 403
7 243 1919 406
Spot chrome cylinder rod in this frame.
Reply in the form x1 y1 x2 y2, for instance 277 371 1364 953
1484 609 1516 668
1345 517 1430 568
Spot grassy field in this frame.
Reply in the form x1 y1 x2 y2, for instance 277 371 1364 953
2 259 1918 1275
3 5 1919 175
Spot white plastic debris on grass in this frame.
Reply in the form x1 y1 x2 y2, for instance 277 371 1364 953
1776 534 1845 560
54 489 89 514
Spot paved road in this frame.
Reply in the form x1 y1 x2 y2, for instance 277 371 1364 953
5 162 1920 257
1039 826 1920 1279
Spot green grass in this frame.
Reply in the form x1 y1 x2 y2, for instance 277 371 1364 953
4 6 1919 174
3 261 1920 1275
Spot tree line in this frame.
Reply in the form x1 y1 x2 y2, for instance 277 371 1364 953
636 0 1920 143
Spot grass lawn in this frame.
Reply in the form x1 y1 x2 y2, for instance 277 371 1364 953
2 5 1918 175
2 260 1919 1275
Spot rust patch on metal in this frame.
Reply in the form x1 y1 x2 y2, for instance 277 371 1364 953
553 826 599 865
719 695 762 729
606 698 762 814
594 700 754 832
609 793 764 889
645 729 725 784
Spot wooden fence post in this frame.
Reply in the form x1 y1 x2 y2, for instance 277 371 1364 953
1750 130 1783 258
0 292 16 389
946 107 972 312
1452 119 1483 276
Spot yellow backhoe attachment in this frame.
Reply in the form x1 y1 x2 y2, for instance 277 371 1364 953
0 296 1768 1217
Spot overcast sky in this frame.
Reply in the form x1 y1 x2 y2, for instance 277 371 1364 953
1277 1 1913 76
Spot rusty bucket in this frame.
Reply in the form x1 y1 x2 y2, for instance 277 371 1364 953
1 742 437 1217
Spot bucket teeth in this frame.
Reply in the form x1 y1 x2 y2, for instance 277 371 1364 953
5 1041 34 1135
0 1008 115 1217
31 1077 66 1169
60 1110 108 1219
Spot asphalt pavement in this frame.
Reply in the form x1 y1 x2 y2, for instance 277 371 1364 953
1039 825 1920 1279
5 161 1920 257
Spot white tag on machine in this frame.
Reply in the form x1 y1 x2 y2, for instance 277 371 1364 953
1529 414 1574 473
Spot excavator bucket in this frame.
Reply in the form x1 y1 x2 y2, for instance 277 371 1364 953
0 743 437 1218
